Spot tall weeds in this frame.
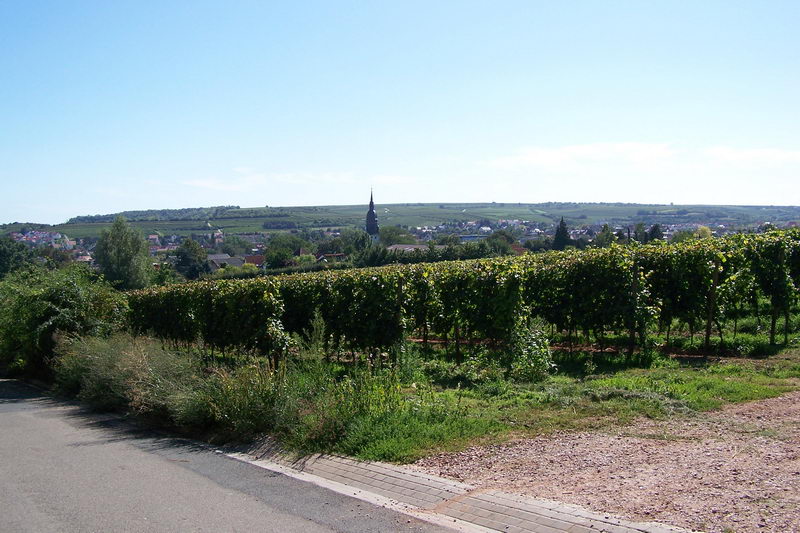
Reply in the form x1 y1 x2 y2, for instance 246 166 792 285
54 334 497 461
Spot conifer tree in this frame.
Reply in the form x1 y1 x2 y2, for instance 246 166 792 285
648 224 664 242
552 217 570 251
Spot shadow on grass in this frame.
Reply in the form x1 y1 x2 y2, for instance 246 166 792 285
553 341 794 378
552 350 668 377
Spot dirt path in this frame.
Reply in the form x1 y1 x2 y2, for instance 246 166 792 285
413 391 800 533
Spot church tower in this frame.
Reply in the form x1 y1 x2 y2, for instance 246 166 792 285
365 190 379 238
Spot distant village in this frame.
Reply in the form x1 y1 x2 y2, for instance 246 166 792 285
7 196 799 276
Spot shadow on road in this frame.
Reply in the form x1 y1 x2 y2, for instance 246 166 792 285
0 378 50 404
0 378 209 456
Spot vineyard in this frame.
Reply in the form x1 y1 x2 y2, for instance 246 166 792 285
128 230 800 362
5 230 800 465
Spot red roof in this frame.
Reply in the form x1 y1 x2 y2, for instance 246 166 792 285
510 244 527 255
244 255 265 266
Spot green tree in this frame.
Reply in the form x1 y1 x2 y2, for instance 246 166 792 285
267 233 312 255
489 229 515 244
38 246 72 267
265 247 293 268
220 235 252 256
485 230 515 255
205 263 260 280
0 264 126 376
633 222 649 243
354 244 390 266
297 254 316 265
593 224 616 248
339 229 371 254
435 233 462 246
648 224 664 242
150 263 184 286
262 233 313 268
523 237 551 252
552 217 571 251
0 238 34 278
670 229 695 243
316 237 344 255
694 225 713 239
379 225 416 246
94 217 151 290
174 239 209 280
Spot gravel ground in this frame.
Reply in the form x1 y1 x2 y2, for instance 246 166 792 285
413 391 800 533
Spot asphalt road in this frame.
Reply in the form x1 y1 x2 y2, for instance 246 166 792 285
0 379 451 533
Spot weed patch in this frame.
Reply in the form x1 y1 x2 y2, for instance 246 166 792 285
52 332 800 463
54 334 505 460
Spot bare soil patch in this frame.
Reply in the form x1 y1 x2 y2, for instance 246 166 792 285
413 391 800 533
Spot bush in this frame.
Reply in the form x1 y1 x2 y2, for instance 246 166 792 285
55 334 199 413
203 263 261 280
0 265 127 377
55 336 128 410
129 230 800 360
183 363 280 437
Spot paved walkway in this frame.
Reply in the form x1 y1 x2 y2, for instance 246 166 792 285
0 379 447 533
228 446 697 533
4 377 694 532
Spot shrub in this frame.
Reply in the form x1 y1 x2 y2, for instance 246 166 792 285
0 265 127 377
128 230 800 361
55 334 199 413
186 363 281 438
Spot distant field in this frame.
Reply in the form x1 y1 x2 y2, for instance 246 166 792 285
3 202 800 239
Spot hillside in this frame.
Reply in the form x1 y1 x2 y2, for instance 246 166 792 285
3 202 800 239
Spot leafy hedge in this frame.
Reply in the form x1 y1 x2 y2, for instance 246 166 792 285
128 278 291 360
0 265 127 376
127 231 800 356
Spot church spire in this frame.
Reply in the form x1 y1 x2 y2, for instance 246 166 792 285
366 190 379 237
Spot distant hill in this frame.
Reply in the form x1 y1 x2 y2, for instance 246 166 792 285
4 202 800 240
66 206 245 223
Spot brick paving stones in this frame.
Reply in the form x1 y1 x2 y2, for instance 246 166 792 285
230 449 697 533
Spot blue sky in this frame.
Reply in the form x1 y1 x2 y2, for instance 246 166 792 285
1 1 799 224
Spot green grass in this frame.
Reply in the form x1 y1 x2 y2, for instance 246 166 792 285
424 349 800 439
331 409 500 462
586 366 794 410
549 308 800 360
52 333 800 463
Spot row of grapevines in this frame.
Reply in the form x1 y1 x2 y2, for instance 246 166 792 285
128 277 291 358
127 230 800 356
